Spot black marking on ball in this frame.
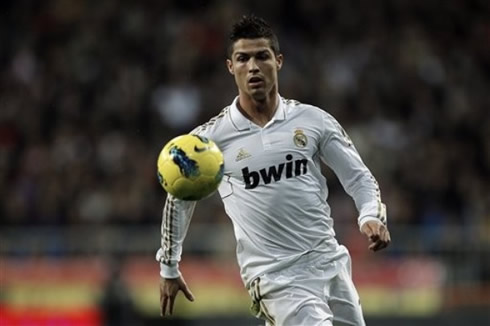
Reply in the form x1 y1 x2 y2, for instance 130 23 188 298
169 146 200 178
193 135 210 144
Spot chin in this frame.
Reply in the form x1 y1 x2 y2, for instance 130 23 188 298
251 92 266 102
249 89 267 100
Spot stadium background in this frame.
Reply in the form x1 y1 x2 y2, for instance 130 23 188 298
0 0 488 325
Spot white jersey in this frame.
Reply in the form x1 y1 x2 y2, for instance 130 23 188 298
156 96 386 287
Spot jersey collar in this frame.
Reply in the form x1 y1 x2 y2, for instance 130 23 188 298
230 95 286 131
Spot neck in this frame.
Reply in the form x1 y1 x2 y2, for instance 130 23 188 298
238 88 279 127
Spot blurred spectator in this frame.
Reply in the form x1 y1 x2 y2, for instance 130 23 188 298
99 256 141 326
0 0 488 280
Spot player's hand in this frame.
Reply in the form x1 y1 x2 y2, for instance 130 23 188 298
360 220 391 252
160 275 195 317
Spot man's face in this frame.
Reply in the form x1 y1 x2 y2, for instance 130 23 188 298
227 38 283 101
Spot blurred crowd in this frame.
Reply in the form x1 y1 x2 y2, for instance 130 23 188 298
1 0 489 255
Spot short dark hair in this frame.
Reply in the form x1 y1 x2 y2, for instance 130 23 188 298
227 15 280 58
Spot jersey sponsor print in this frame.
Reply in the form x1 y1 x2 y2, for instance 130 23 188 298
242 154 308 189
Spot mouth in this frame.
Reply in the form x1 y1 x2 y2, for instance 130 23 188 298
248 76 264 87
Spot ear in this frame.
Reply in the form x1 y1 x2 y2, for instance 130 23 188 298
226 59 234 75
276 54 283 71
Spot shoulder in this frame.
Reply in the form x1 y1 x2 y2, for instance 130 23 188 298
283 97 324 115
282 98 348 140
282 97 337 126
191 106 230 135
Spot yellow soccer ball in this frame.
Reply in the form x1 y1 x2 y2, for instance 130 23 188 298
157 134 224 200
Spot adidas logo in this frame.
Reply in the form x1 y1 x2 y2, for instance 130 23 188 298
236 148 251 161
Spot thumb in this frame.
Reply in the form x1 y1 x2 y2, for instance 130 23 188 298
180 280 195 302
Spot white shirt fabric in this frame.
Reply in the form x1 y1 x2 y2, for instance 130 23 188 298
156 96 386 287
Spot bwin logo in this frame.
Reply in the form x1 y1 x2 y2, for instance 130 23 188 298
242 154 308 189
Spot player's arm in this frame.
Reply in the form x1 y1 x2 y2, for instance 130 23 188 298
155 194 196 316
156 126 220 316
320 114 390 251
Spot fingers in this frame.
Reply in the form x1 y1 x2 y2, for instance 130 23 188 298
361 221 377 238
380 226 391 243
369 227 391 252
369 222 381 240
182 287 195 301
160 283 168 317
179 279 195 302
160 277 195 318
369 237 388 251
160 279 175 317
362 220 391 252
161 296 168 316
169 295 175 315
160 291 176 316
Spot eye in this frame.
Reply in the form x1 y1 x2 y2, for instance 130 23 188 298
256 52 270 60
237 55 248 62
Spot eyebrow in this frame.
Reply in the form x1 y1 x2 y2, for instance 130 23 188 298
234 50 271 57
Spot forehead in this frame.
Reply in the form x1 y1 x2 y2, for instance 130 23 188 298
231 38 273 55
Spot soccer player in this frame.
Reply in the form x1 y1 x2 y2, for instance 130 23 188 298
157 15 391 325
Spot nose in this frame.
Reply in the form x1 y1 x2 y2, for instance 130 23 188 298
248 57 259 73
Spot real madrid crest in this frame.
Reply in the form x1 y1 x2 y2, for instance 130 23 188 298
293 129 308 148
